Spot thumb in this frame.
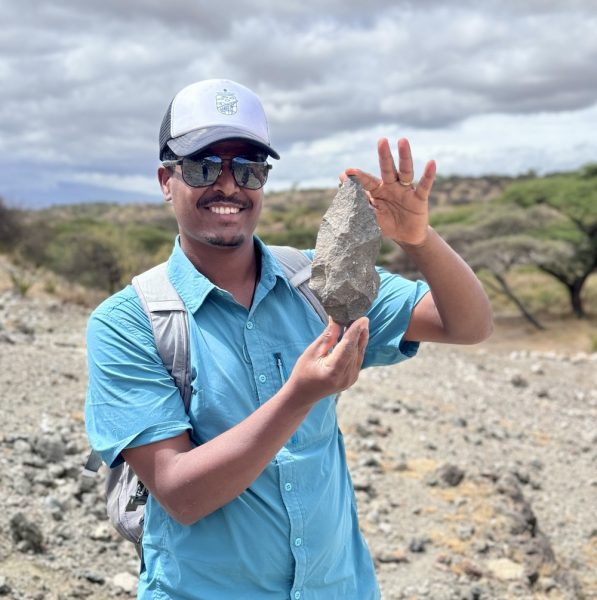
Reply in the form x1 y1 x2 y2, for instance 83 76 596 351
310 317 341 358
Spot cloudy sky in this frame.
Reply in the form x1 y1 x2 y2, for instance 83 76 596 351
2 0 597 208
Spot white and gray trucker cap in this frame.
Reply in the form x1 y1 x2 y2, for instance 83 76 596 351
159 78 279 160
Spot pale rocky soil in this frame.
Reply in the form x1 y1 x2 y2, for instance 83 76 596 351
0 285 595 600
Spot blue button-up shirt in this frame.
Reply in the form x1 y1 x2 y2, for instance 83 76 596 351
86 237 429 599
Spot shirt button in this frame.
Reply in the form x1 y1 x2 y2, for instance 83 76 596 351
258 374 267 383
294 537 302 547
284 482 292 492
294 592 301 600
246 321 254 330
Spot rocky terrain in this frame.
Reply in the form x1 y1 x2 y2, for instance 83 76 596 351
0 289 595 600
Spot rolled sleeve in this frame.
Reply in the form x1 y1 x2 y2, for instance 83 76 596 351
85 288 191 468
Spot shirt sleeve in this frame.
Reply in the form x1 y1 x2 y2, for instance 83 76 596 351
85 288 192 468
362 267 429 368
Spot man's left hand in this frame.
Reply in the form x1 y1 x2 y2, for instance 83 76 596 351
343 138 436 247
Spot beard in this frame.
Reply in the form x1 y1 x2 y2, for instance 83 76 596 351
204 233 246 248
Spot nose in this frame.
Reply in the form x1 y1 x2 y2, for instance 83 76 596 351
211 159 239 195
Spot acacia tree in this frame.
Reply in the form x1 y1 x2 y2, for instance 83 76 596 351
439 204 573 329
463 234 573 330
498 166 597 317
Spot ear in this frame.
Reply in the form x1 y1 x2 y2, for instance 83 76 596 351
158 166 173 202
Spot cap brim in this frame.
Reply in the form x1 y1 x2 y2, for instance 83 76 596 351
167 126 280 160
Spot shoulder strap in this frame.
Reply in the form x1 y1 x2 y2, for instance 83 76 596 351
269 246 327 325
132 262 192 411
83 263 192 478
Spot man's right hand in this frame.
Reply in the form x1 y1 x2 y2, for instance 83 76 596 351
286 317 369 406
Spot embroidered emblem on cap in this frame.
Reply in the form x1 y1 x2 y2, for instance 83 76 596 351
216 90 238 115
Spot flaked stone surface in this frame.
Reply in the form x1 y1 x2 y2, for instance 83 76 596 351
310 176 382 325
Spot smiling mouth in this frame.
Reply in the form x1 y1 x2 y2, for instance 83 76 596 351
208 206 241 215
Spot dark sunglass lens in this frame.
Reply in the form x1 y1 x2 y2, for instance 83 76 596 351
182 156 222 187
231 158 269 190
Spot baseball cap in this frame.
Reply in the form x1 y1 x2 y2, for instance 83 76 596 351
159 79 279 160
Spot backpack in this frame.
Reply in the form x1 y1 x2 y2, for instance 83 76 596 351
83 246 327 555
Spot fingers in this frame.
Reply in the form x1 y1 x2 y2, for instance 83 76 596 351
377 138 398 184
311 317 342 358
357 320 369 355
416 160 436 197
346 137 422 190
343 168 381 194
289 317 369 401
326 317 369 371
397 138 414 184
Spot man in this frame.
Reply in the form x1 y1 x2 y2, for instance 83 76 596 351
86 78 492 599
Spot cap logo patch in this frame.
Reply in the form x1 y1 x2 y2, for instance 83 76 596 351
216 90 238 115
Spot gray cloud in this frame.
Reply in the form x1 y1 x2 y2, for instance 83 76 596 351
1 0 596 206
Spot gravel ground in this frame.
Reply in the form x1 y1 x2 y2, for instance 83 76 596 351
0 291 595 600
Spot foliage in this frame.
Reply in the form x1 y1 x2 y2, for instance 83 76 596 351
0 197 22 250
9 270 32 297
430 167 597 321
12 204 177 293
1 166 595 320
260 227 318 250
495 171 597 317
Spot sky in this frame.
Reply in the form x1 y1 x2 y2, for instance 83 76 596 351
2 0 597 208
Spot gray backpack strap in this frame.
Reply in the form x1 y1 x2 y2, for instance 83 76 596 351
269 246 328 325
84 262 192 556
132 262 192 410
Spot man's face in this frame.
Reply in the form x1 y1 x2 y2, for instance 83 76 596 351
159 140 266 253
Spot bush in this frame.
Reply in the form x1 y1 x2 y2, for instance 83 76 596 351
0 197 23 250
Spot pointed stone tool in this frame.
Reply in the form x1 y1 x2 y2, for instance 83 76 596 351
309 176 382 326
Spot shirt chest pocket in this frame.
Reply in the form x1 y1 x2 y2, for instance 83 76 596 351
188 382 258 445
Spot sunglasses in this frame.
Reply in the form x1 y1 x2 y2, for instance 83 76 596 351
162 154 272 190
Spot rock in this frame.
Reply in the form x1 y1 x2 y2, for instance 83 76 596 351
510 374 529 388
409 537 431 553
112 572 138 594
462 586 487 600
45 496 67 521
90 524 113 542
0 576 12 595
427 464 466 487
12 438 32 453
486 558 525 580
310 176 381 325
34 433 66 463
376 549 409 564
351 474 376 497
458 524 476 541
460 559 483 579
0 332 16 345
9 512 44 553
496 474 524 502
78 571 105 584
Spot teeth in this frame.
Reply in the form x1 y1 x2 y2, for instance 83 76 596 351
209 206 240 215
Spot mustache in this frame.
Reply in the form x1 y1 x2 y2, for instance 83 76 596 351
197 193 251 209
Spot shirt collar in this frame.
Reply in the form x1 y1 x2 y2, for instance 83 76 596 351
167 236 292 314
